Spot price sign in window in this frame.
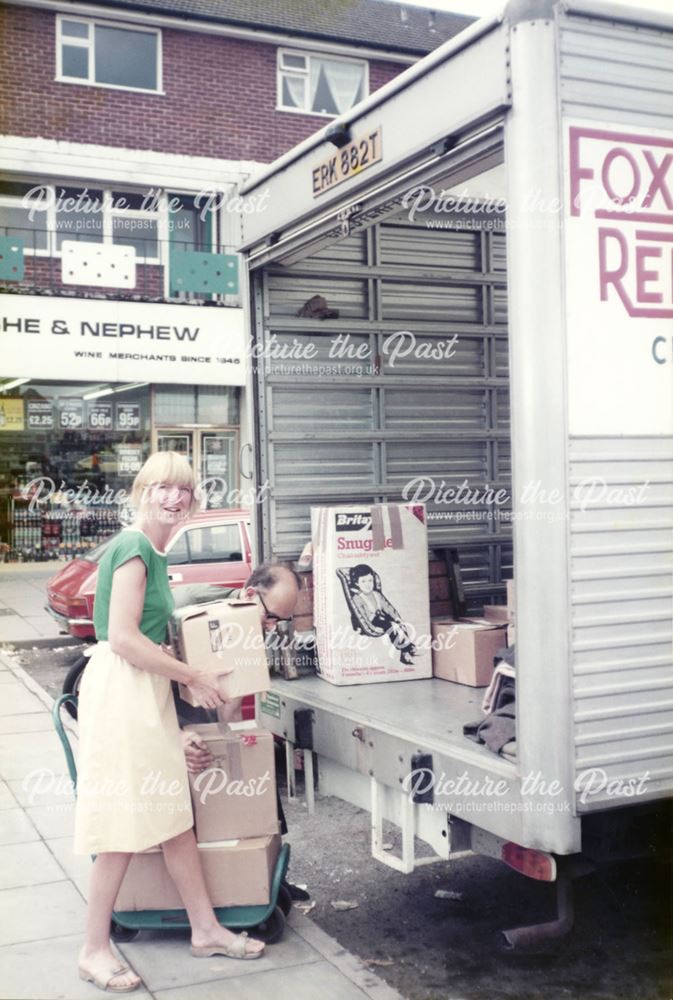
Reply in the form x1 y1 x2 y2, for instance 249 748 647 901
59 399 84 429
26 400 54 430
118 446 143 476
88 402 113 431
116 403 140 431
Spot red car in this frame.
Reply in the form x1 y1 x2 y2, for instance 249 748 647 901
46 508 253 640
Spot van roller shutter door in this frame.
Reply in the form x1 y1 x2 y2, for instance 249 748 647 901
252 207 511 612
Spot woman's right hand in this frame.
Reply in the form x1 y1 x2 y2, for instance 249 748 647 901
186 670 224 710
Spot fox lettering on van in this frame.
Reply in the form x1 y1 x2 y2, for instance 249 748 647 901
568 125 673 319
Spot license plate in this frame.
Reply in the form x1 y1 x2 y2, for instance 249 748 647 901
312 127 383 197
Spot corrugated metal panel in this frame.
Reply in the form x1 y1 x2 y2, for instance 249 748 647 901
560 15 673 127
379 332 488 378
254 211 512 601
379 225 482 271
380 281 482 323
569 436 673 810
266 274 368 317
269 387 374 432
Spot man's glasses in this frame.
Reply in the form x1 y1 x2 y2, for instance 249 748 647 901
256 590 293 624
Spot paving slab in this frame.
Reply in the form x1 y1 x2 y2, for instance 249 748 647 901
117 924 322 993
45 837 93 884
26 800 77 839
0 840 67 890
0 618 43 644
0 730 66 779
0 780 17 810
8 772 75 808
0 685 47 717
0 807 40 845
0 933 154 1000
287 911 403 1000
0 713 55 734
0 880 87 946
153 958 375 1000
22 616 64 639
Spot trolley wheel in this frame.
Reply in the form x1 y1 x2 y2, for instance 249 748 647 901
62 653 88 720
110 920 140 942
277 883 292 917
251 905 286 944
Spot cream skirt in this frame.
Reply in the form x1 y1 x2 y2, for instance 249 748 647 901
73 641 193 855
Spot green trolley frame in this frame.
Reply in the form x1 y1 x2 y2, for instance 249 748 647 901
52 693 291 943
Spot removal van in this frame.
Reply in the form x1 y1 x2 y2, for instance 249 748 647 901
238 0 673 944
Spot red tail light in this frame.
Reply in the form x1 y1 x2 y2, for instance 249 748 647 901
501 842 557 881
66 597 91 618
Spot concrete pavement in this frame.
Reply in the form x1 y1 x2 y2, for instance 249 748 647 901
0 563 403 1000
0 562 66 644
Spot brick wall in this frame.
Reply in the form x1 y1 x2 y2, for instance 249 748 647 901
0 4 406 163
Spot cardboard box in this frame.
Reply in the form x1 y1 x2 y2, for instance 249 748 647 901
186 721 279 842
431 618 507 687
115 834 281 911
312 503 432 685
482 604 511 624
174 599 270 706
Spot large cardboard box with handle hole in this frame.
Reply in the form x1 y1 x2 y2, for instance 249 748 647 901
114 834 281 911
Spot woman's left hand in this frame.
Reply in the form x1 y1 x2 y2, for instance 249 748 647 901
182 731 214 773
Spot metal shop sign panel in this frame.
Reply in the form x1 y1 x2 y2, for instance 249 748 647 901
0 295 247 387
564 121 673 435
311 127 383 197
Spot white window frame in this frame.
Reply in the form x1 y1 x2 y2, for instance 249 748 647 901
0 184 163 263
0 190 52 257
56 14 163 95
276 47 368 118
107 191 161 265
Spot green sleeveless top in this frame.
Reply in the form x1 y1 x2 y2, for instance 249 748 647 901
93 529 174 644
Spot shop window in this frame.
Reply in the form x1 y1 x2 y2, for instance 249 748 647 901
0 380 151 560
184 523 243 564
154 386 240 425
278 49 366 117
57 16 161 93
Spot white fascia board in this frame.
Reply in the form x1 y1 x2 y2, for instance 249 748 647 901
11 0 418 65
0 135 265 190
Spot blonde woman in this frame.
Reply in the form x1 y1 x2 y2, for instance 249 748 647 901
74 451 265 994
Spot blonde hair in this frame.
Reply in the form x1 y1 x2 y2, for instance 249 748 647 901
131 451 201 515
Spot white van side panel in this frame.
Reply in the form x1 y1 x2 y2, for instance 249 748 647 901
559 11 673 810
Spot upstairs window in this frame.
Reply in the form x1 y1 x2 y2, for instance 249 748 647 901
57 16 161 93
277 49 367 117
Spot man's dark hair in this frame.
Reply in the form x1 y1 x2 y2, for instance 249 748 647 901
245 562 302 592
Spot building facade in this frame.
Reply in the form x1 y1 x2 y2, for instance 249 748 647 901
0 0 471 559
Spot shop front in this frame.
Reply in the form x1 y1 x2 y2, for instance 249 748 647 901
0 294 246 560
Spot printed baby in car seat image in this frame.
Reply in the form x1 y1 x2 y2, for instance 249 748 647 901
337 563 417 665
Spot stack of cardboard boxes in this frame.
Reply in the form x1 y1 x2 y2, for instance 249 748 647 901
116 600 280 912
430 579 515 688
115 721 280 911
